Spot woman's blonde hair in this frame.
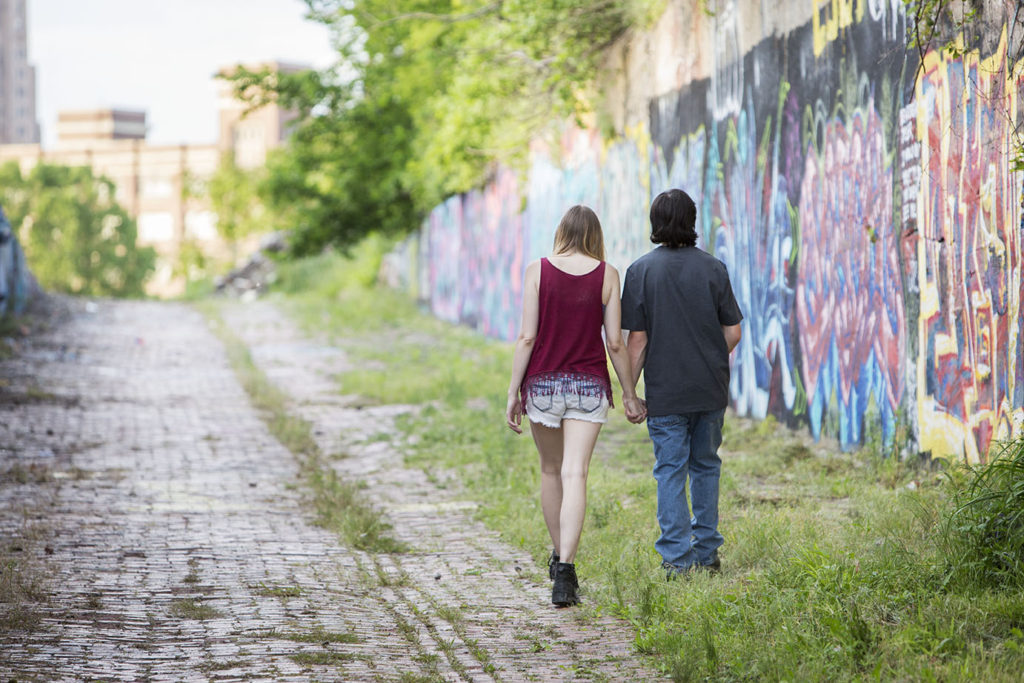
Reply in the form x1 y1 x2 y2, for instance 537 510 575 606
552 205 605 261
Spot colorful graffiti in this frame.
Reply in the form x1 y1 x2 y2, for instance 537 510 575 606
420 168 525 341
389 3 1024 461
0 205 35 318
796 100 905 445
914 30 1024 461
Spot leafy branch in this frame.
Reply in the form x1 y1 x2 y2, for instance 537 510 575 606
903 0 1024 171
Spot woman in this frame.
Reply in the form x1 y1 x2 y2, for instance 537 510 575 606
506 205 645 607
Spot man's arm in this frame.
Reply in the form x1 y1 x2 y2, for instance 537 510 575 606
625 330 648 423
722 323 741 353
626 329 648 379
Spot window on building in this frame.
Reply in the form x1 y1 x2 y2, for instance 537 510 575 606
141 177 174 199
185 211 217 241
138 212 175 243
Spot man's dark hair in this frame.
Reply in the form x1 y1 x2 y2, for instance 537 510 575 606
649 189 698 248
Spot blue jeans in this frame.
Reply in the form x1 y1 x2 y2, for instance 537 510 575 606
647 410 725 569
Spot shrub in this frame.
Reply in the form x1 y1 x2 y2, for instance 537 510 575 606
942 436 1024 590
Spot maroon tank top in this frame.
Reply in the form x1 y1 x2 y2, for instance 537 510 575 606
521 258 613 405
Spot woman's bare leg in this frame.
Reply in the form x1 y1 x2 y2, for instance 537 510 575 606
530 421 564 554
558 419 602 563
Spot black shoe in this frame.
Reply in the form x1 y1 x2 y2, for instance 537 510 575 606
699 554 722 574
547 550 559 581
662 559 686 581
552 562 579 607
663 556 722 581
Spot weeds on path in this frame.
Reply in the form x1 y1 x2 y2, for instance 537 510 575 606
268 248 1024 681
197 301 403 554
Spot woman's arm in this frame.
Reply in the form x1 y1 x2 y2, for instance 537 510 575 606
602 266 645 420
506 260 541 433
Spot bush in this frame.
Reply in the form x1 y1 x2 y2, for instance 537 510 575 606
942 436 1024 590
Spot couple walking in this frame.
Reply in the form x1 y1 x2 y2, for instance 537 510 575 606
505 189 743 607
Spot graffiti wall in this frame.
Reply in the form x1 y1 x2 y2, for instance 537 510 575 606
0 205 36 318
383 1 1024 462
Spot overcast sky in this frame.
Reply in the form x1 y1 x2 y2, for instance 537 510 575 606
28 0 338 146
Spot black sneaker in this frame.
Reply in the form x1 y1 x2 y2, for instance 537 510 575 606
547 550 559 581
663 556 722 581
551 562 579 607
662 559 686 581
699 554 722 574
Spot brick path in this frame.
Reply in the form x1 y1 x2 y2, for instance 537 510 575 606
1 299 663 682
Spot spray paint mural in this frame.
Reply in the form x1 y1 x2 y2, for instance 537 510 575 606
0 204 35 318
385 3 1024 461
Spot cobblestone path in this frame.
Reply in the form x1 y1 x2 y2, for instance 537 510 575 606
1 299 663 682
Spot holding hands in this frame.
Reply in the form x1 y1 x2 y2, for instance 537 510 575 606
623 395 647 424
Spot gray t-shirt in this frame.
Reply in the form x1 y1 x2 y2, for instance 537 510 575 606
621 246 743 415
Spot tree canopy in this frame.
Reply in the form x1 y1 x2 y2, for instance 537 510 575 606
0 162 155 297
224 0 663 254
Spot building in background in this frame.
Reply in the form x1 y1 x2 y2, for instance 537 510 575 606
55 108 147 143
0 62 302 294
217 62 304 169
0 0 40 143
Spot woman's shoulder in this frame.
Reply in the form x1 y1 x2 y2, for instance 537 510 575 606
524 258 543 280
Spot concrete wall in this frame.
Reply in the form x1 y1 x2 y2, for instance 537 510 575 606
383 0 1024 462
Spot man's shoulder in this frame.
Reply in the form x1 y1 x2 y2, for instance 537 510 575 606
685 247 730 274
627 247 668 269
629 246 722 268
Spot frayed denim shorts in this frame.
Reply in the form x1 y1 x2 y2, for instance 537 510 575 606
524 376 610 428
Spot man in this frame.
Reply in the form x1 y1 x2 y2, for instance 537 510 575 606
620 188 743 578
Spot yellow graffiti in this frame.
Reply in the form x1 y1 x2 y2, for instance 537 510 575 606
913 28 1024 463
812 0 867 57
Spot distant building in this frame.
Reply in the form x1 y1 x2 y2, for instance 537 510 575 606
0 0 40 143
56 109 147 143
0 61 305 295
217 62 305 169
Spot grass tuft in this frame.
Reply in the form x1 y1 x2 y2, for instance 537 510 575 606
941 436 1024 591
169 598 222 620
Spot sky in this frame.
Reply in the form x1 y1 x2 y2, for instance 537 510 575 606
28 0 338 147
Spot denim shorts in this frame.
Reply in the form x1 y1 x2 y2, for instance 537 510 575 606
525 386 610 428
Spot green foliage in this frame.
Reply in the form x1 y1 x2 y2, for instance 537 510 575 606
272 232 393 296
902 0 979 56
902 2 1024 172
222 1 664 253
206 152 267 248
0 161 155 297
941 436 1024 590
224 65 418 256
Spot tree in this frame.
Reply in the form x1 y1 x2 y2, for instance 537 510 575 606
224 66 419 256
207 152 266 255
0 162 155 297
221 0 664 253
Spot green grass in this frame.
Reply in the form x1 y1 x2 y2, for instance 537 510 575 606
251 583 303 598
289 651 359 666
169 598 222 620
260 246 1024 681
260 627 361 644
